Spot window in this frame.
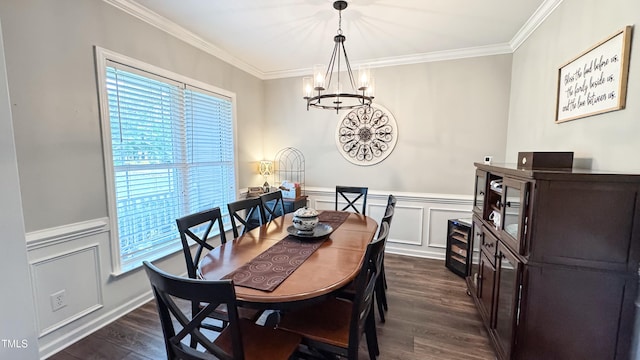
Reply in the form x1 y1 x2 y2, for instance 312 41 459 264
95 48 237 274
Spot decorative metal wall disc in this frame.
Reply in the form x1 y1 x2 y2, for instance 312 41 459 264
335 105 398 166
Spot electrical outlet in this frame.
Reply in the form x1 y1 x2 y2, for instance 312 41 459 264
50 289 67 312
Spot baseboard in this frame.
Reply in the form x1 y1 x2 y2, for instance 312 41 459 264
40 291 153 359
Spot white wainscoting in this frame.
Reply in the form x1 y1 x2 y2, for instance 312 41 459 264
24 217 159 359
30 244 103 337
305 187 473 260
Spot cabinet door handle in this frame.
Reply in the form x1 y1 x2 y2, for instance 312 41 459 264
506 201 512 207
479 191 485 195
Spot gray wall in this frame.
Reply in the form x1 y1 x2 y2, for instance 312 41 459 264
0 0 265 233
0 0 265 356
264 55 512 196
506 0 640 170
0 18 39 360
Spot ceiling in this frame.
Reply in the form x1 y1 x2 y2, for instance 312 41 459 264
108 0 561 79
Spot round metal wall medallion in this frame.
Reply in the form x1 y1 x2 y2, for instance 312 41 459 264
335 105 398 166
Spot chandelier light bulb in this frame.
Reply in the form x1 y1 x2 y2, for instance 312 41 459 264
365 77 375 97
358 64 371 90
313 64 325 90
302 77 313 98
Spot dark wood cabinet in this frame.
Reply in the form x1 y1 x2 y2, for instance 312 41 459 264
493 242 522 360
467 163 640 360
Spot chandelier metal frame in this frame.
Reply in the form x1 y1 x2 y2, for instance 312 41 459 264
304 1 374 113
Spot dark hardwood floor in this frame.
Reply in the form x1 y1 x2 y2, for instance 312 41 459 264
47 254 496 360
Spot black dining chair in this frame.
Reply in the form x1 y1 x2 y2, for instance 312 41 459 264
176 207 227 280
334 214 392 323
335 186 368 215
374 207 394 322
381 194 396 292
260 191 285 223
143 261 302 360
176 207 259 335
387 194 397 209
227 198 264 238
277 222 387 360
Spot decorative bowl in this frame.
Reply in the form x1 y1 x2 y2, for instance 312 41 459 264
292 207 319 232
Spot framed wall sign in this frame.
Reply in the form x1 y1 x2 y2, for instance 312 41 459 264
335 105 398 166
555 26 633 123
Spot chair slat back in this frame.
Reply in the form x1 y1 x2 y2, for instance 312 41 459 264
348 222 387 358
335 186 368 215
387 194 397 209
260 191 285 223
143 261 243 360
176 207 227 279
227 198 264 238
378 204 394 238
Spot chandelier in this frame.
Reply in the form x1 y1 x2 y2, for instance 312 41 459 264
303 1 374 113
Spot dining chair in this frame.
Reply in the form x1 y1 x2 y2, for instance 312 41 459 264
143 261 302 360
176 207 227 280
335 217 392 323
260 191 285 223
374 208 393 322
277 223 387 360
380 194 396 294
335 186 368 215
176 208 259 335
387 194 397 209
227 198 264 238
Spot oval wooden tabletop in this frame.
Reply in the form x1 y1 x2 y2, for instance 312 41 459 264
198 212 378 306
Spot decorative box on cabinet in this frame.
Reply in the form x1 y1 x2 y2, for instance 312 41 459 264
445 218 472 277
466 163 640 360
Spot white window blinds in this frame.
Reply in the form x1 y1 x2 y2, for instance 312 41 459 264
103 60 236 272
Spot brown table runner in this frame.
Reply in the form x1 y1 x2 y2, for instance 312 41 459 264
222 211 350 291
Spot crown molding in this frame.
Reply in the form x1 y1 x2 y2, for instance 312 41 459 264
510 0 564 51
104 0 562 80
102 0 263 79
262 43 514 80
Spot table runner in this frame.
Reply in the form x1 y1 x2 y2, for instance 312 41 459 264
222 211 350 291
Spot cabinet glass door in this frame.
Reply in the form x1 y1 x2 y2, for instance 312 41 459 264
473 170 487 216
494 242 522 360
468 218 483 295
501 178 530 254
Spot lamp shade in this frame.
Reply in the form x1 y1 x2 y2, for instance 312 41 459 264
259 160 273 176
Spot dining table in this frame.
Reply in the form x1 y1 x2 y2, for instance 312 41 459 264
198 211 379 310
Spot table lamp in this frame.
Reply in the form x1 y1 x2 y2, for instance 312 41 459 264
259 160 273 193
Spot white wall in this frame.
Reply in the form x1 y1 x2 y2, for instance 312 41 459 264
506 0 640 170
0 18 39 359
263 55 512 196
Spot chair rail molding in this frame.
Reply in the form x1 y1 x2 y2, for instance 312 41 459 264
26 217 109 251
